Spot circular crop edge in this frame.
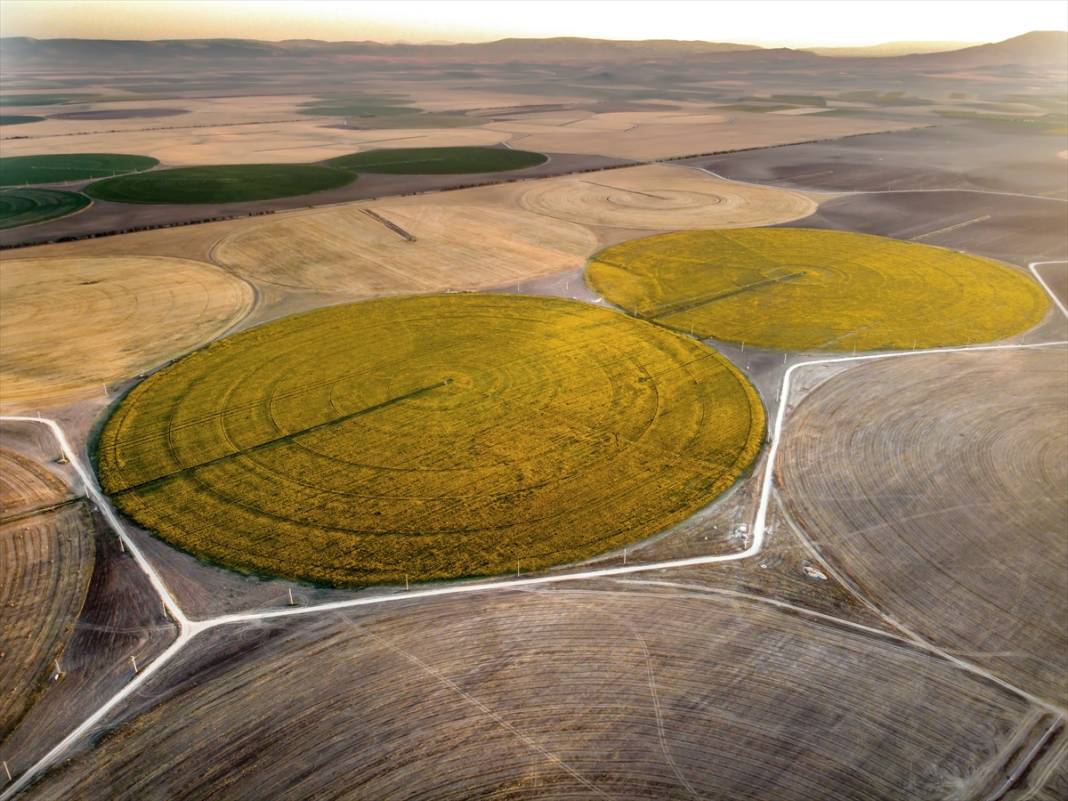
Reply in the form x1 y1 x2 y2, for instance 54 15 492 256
95 293 767 587
583 227 1053 352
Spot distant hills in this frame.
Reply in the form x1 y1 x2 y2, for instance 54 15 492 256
810 41 976 57
893 31 1068 67
0 36 762 65
1 31 1065 69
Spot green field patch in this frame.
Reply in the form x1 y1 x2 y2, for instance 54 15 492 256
0 93 95 107
328 146 547 175
98 294 764 587
769 94 828 107
836 90 932 106
340 113 481 130
587 228 1050 351
0 115 44 126
85 163 354 204
0 153 158 187
0 188 90 229
936 109 1068 133
298 93 422 118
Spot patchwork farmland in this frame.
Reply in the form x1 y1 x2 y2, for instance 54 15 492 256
1 23 1066 801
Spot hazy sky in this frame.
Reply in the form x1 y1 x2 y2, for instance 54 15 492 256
2 0 1066 47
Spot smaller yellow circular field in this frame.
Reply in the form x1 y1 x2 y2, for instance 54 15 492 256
587 228 1050 351
98 294 764 587
0 256 254 410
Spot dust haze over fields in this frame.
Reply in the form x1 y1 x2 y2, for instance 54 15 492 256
1 2 1067 800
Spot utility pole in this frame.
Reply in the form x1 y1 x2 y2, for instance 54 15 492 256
288 588 295 606
405 575 409 591
131 656 138 673
3 760 11 782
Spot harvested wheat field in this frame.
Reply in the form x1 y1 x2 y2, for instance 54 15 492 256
0 121 509 167
519 163 815 229
0 94 311 139
0 448 94 742
0 446 71 514
0 256 253 410
779 348 1068 704
588 228 1050 350
97 294 763 586
213 200 598 294
26 588 1041 800
491 110 912 160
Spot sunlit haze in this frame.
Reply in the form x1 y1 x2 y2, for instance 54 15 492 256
2 0 1066 46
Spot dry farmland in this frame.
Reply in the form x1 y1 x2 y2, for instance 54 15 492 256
779 349 1068 705
0 102 910 169
0 447 93 743
0 119 510 167
97 294 763 586
23 588 1046 800
212 201 598 295
517 162 815 229
487 109 914 160
587 227 1051 350
0 256 254 411
212 164 818 295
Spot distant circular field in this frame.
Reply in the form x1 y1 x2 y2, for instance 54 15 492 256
50 108 189 120
85 163 354 204
520 167 815 229
588 228 1050 351
0 256 253 410
0 188 89 229
0 115 43 126
98 294 764 587
213 202 598 295
328 146 546 174
0 153 158 187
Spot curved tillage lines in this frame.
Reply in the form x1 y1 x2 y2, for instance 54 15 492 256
0 188 89 230
24 590 1037 800
212 202 598 295
97 294 764 587
779 349 1068 705
0 256 254 410
0 449 68 517
0 449 93 742
518 164 815 230
588 228 1051 351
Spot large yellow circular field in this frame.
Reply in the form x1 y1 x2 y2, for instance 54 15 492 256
587 228 1051 351
98 294 764 587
